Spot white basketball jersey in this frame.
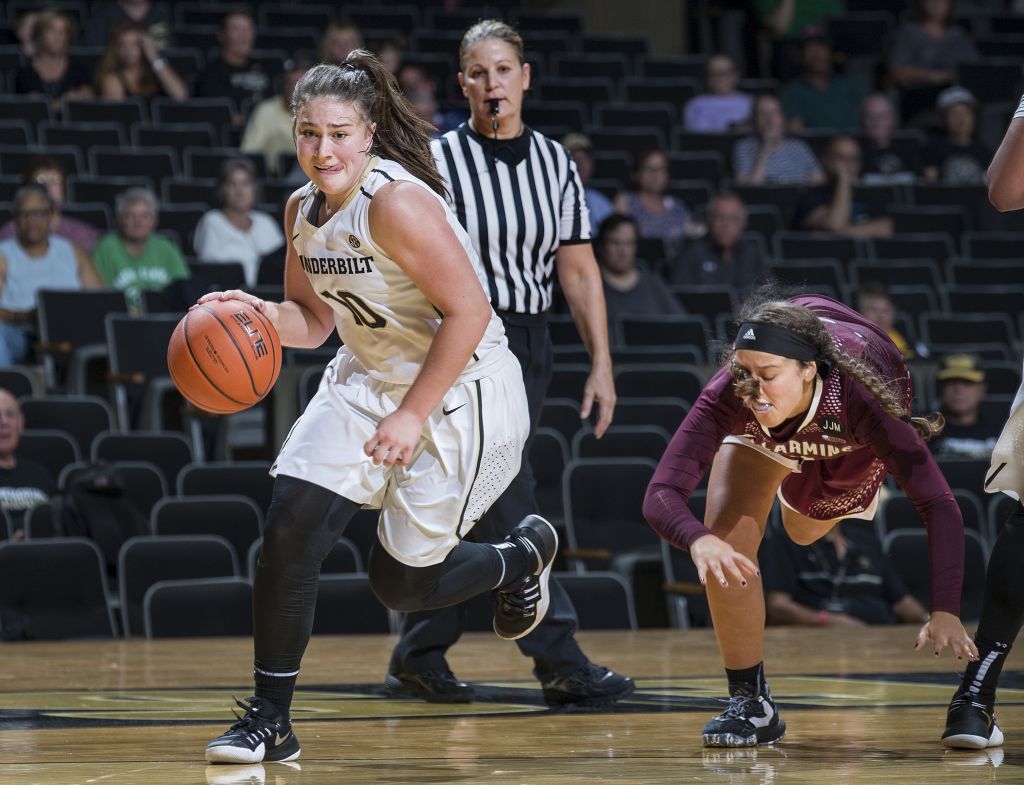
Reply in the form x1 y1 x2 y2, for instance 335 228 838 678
293 157 507 384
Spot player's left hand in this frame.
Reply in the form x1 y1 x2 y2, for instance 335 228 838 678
914 610 979 661
364 408 424 467
581 364 616 438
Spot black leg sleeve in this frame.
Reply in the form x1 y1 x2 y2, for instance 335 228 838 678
253 475 362 675
369 537 504 613
976 503 1024 644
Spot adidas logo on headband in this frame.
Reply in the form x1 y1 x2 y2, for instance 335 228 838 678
742 328 756 340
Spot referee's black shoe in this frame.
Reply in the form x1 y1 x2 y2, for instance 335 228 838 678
540 664 635 708
205 697 300 764
942 692 1004 749
384 669 475 703
494 515 557 641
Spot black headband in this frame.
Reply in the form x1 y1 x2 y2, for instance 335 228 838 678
734 321 818 362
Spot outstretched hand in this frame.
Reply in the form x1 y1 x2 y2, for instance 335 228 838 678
689 533 760 589
914 611 979 661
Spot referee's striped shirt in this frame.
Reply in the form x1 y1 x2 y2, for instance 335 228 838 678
433 123 591 315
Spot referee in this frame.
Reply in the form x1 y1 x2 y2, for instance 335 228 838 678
385 20 633 707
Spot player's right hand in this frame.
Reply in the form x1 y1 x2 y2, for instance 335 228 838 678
194 290 280 325
689 533 759 589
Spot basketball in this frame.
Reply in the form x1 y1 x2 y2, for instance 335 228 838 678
167 299 282 414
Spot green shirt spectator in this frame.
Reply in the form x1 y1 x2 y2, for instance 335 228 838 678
756 0 844 39
92 187 189 311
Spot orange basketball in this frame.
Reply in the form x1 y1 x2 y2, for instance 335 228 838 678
167 299 282 414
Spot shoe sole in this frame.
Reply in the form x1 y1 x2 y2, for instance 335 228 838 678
494 518 557 641
206 739 301 764
702 721 786 748
383 674 475 704
942 724 1004 750
544 679 637 708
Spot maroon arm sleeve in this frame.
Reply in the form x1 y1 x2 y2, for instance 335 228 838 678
847 383 964 615
643 369 747 551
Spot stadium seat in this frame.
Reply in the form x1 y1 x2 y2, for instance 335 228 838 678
19 395 114 458
144 577 253 638
312 575 392 634
151 495 261 566
557 571 638 629
571 425 670 461
177 461 275 514
0 538 116 639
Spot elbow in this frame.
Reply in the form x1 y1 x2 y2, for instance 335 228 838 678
641 489 663 533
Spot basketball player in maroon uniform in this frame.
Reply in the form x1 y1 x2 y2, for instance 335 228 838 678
644 289 977 747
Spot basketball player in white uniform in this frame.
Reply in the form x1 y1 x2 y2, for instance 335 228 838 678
940 94 1024 751
202 52 557 765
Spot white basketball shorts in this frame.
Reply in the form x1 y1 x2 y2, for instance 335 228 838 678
271 347 530 567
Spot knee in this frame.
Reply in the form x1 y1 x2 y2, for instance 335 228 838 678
259 505 314 571
368 549 430 612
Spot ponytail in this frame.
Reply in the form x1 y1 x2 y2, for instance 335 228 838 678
290 50 447 198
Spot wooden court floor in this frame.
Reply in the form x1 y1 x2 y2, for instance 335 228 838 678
1 627 1022 784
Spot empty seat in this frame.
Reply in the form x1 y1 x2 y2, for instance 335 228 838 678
92 431 194 488
312 575 392 634
89 146 178 181
562 457 661 570
0 538 116 639
538 397 584 443
774 232 861 264
869 234 956 262
18 395 115 458
64 98 146 131
849 259 943 291
151 495 261 565
612 397 690 434
556 571 638 629
105 313 181 430
615 315 711 358
119 534 238 636
571 425 670 461
144 576 253 638
18 429 79 481
614 364 705 404
884 528 987 621
178 462 275 513
40 122 125 154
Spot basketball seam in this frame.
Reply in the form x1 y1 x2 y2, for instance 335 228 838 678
181 310 252 407
247 306 280 389
200 304 266 399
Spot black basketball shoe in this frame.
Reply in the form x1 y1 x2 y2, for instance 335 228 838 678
540 664 636 708
493 515 558 641
205 697 300 764
702 684 786 748
942 692 1004 749
384 669 475 703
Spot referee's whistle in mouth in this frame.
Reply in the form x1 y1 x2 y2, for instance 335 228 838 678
488 98 500 116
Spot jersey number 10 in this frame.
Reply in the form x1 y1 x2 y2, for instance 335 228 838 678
321 289 386 329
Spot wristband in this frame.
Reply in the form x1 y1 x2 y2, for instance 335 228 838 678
1015 93 1024 119
152 58 167 72
816 610 829 626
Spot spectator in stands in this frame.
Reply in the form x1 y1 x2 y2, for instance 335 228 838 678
562 133 614 230
855 280 916 360
733 94 824 185
860 93 920 185
930 354 1002 460
596 214 681 329
319 21 364 66
794 134 893 237
92 188 190 313
94 22 188 103
13 10 93 110
193 159 284 288
888 0 978 123
84 0 171 49
0 185 102 365
0 157 100 253
923 87 991 185
670 192 767 298
241 57 310 177
756 0 845 79
194 10 271 125
396 63 466 129
779 28 863 131
14 9 38 58
375 39 404 74
614 149 693 254
763 521 930 626
0 388 56 540
683 54 753 133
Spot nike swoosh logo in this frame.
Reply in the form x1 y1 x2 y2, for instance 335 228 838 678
442 404 466 416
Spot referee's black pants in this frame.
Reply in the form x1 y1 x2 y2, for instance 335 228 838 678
389 311 589 679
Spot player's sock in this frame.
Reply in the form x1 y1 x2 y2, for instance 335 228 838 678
491 539 532 588
959 635 1011 708
253 663 298 719
725 662 766 696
